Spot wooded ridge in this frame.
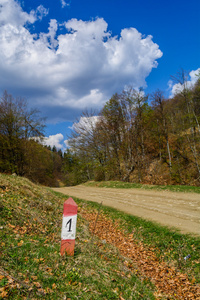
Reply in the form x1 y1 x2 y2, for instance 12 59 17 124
0 70 200 186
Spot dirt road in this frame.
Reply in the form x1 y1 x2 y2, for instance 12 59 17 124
52 186 200 236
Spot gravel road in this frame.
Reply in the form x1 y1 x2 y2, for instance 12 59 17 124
52 186 200 236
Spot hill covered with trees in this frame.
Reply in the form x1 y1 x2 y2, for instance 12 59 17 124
1 70 200 186
67 72 200 186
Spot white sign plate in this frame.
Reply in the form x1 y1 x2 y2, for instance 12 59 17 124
61 215 77 240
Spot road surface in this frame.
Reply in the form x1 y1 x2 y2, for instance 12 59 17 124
52 186 200 236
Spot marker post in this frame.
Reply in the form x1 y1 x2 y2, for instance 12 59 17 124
60 197 78 256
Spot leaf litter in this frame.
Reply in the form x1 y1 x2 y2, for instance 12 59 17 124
81 209 200 300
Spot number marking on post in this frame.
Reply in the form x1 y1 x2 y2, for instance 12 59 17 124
60 198 78 256
66 218 72 231
61 215 77 239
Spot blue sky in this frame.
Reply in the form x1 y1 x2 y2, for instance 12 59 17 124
0 0 199 150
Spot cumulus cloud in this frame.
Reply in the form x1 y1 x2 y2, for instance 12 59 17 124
42 133 64 149
168 68 200 97
0 0 48 26
0 0 163 123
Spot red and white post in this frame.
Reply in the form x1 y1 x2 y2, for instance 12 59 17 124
60 197 78 256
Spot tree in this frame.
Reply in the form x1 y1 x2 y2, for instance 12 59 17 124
100 93 125 179
98 88 149 181
150 90 172 178
123 87 149 181
67 89 151 183
62 149 93 185
170 70 200 179
0 90 45 175
66 111 101 182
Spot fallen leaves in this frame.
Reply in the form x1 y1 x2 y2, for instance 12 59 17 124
0 268 49 298
17 240 24 247
0 287 8 298
52 283 57 289
81 209 200 300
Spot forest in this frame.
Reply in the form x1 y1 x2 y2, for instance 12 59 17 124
0 70 200 186
0 91 63 186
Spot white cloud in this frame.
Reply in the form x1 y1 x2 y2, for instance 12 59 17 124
0 0 34 26
0 0 48 26
42 133 64 149
40 19 58 49
0 0 163 122
189 68 200 84
72 116 100 133
64 139 70 148
65 116 101 150
34 5 49 21
60 0 69 8
168 68 200 98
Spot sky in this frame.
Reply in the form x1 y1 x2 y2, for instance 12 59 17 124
0 0 199 150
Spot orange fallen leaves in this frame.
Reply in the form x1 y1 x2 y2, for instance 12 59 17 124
52 283 57 289
0 271 49 298
81 209 200 300
33 281 41 288
0 288 8 298
17 240 24 247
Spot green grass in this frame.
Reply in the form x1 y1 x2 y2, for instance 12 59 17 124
83 180 200 193
1 174 200 299
0 174 156 299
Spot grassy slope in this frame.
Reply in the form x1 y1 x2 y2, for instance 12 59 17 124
0 174 155 299
0 175 199 299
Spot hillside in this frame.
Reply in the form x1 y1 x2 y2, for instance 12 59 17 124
65 80 200 187
0 174 200 299
1 80 200 189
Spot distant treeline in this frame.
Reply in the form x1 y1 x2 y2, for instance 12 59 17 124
0 70 200 186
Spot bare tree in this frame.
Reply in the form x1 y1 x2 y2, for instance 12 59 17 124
151 90 172 176
171 70 200 178
0 90 45 175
